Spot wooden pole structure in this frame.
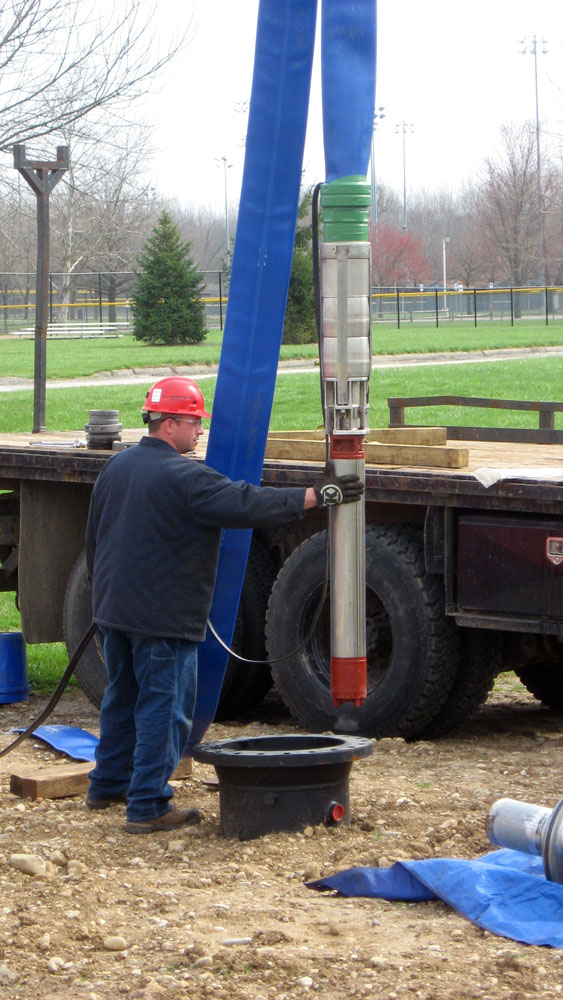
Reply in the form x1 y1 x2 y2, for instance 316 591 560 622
13 145 69 433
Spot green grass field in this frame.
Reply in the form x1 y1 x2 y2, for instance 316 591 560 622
0 591 75 694
1 319 563 379
1 355 562 434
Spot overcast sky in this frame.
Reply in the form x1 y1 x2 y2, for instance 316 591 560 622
148 0 562 213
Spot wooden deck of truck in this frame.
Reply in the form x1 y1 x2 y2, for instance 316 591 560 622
0 426 561 513
0 421 561 738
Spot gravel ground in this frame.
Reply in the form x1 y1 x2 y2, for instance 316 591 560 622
1 675 563 1000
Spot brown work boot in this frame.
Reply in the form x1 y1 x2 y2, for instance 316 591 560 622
86 792 128 810
125 805 204 835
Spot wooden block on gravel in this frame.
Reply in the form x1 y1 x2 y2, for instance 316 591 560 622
9 755 192 800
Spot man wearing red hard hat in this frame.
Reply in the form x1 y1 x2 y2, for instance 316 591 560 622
85 376 363 834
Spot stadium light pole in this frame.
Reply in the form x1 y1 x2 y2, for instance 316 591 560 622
442 237 451 313
216 156 232 269
370 107 385 228
395 121 414 230
519 35 548 285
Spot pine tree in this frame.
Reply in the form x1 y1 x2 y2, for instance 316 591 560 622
132 210 206 345
283 186 317 345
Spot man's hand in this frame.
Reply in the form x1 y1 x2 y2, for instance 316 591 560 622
313 469 364 508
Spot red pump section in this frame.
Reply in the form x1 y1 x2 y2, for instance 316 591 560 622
328 434 367 707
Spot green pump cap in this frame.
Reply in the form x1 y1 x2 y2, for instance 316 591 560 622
321 176 371 242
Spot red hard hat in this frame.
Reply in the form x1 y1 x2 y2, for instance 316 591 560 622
143 377 210 419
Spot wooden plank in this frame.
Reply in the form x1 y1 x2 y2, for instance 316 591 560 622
265 436 468 468
9 756 192 800
10 762 92 800
264 438 326 461
367 427 447 446
365 442 469 468
266 427 447 445
267 430 324 440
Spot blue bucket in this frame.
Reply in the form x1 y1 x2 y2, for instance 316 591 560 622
0 632 29 704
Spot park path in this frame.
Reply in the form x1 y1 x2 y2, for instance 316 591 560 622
1 344 563 393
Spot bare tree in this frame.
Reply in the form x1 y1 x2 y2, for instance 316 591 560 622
372 182 401 228
85 132 161 319
408 188 461 283
0 176 37 328
174 202 235 273
48 122 160 319
49 131 92 319
0 0 190 150
0 199 24 331
474 123 541 291
542 160 563 285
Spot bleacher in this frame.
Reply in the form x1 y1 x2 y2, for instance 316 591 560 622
8 322 131 339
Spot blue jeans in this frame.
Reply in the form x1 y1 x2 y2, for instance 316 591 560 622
88 627 198 822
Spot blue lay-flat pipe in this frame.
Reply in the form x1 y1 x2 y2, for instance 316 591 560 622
187 0 377 749
186 0 318 749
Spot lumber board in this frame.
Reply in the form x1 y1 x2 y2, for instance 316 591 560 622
266 427 447 445
365 442 469 469
265 436 468 468
9 756 192 800
264 438 326 461
368 427 447 446
267 430 325 439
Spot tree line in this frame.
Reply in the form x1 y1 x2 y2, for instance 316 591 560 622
2 119 560 344
371 122 563 291
0 0 226 328
0 2 560 343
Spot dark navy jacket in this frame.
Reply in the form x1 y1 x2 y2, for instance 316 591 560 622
85 436 306 641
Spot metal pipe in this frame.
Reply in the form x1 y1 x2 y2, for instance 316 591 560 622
34 189 49 432
320 178 371 707
487 796 563 883
13 145 68 433
442 237 450 314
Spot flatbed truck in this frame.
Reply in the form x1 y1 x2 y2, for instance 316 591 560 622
0 396 562 739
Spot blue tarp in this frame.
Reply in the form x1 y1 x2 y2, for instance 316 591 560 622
15 724 98 762
307 848 563 948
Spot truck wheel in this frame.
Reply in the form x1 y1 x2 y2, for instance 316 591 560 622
514 659 563 711
419 629 501 737
63 543 275 715
63 550 107 708
265 526 459 739
213 538 276 720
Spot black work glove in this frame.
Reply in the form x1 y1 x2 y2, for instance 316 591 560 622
313 469 364 507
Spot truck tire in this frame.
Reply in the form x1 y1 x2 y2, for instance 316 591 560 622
514 659 563 711
63 550 107 708
419 629 501 737
63 542 275 716
213 538 276 720
265 525 459 739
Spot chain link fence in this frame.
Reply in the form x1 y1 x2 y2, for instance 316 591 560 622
373 286 563 327
2 273 562 336
0 271 229 336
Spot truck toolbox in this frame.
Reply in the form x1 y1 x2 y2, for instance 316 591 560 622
457 515 563 620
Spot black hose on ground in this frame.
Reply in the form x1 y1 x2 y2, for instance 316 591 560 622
0 621 98 759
